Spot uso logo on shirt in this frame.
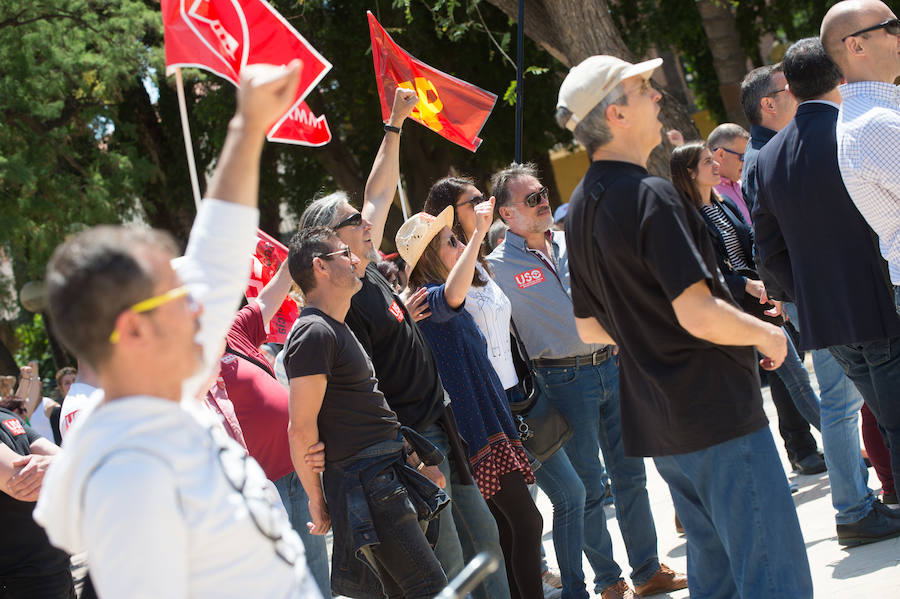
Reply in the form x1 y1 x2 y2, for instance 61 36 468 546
515 268 545 289
2 418 25 436
388 300 405 322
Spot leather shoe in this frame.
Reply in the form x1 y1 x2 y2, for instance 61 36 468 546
873 499 900 519
836 504 900 546
635 563 688 596
599 580 636 599
791 452 827 475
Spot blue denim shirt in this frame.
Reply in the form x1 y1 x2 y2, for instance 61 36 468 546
323 437 449 597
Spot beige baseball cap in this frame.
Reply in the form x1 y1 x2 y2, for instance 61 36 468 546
395 206 454 272
557 55 663 131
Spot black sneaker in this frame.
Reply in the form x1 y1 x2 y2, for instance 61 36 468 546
791 452 827 475
872 499 900 519
836 505 900 546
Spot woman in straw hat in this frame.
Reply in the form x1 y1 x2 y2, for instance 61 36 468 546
395 199 543 599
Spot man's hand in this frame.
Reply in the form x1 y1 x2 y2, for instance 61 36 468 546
389 87 419 128
403 287 432 322
756 324 787 370
234 60 302 134
7 454 53 502
766 299 783 318
307 497 331 535
419 465 446 489
304 442 326 473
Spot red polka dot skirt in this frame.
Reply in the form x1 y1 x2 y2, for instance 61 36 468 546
470 433 535 499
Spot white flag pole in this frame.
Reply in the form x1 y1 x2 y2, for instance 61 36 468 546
397 179 410 221
174 67 202 211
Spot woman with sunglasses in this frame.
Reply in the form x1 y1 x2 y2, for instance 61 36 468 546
670 142 822 431
396 199 544 599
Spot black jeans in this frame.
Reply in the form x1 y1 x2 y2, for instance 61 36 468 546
0 570 75 599
359 467 448 599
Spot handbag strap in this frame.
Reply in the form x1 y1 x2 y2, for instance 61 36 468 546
509 317 533 369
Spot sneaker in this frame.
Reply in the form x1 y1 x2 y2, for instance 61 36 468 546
836 504 900 546
599 580 635 599
790 452 827 475
634 563 688 596
542 570 562 589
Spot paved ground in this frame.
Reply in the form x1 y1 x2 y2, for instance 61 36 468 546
533 365 900 597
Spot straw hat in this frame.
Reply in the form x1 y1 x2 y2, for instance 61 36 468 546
395 206 454 272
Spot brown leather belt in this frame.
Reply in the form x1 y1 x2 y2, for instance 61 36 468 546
532 347 613 369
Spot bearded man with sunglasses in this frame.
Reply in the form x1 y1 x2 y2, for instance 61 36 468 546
821 0 900 522
486 162 686 599
32 63 323 598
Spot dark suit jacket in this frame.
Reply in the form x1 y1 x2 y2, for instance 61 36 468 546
752 101 900 350
698 196 754 302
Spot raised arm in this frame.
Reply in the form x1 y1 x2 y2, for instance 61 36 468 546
255 260 294 327
444 199 495 308
287 374 329 535
362 87 419 249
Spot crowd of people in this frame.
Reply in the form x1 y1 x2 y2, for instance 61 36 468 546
2 0 899 598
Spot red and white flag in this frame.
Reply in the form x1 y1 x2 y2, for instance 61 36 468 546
161 0 333 146
246 229 299 344
367 11 497 152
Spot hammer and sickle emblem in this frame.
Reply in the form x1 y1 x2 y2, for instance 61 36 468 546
398 78 444 131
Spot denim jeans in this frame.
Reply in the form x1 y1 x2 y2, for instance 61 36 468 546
773 326 821 430
273 471 332 597
534 357 659 594
654 427 813 599
783 302 874 524
421 423 511 599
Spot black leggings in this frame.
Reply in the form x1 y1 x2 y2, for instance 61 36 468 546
486 471 544 599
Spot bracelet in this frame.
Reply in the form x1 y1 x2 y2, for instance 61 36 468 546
383 123 401 135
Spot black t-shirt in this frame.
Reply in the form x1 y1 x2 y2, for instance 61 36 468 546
344 264 446 431
284 308 400 463
566 160 767 457
0 408 70 576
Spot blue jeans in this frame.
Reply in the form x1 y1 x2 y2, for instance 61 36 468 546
421 423 511 599
274 471 332 597
654 427 813 599
773 326 821 430
534 357 658 595
783 302 874 524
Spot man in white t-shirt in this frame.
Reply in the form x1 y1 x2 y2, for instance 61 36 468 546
59 361 103 442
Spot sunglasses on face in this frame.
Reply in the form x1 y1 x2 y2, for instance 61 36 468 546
109 286 194 344
516 186 550 208
318 246 353 260
455 195 484 209
715 147 745 162
842 18 900 41
333 212 362 230
447 234 460 249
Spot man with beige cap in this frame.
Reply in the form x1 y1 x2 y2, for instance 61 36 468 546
555 55 813 598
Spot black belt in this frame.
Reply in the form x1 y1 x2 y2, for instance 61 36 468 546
532 347 612 369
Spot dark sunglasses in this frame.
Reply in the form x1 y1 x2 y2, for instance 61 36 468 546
842 18 900 41
516 186 550 208
447 234 460 249
317 246 353 260
333 212 362 230
455 195 484 209
715 147 745 162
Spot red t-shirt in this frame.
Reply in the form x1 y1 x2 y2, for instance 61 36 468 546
221 303 293 480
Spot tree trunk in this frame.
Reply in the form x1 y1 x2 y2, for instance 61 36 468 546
696 0 748 127
484 0 699 177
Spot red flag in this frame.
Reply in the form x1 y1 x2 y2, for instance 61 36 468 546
161 0 332 146
367 12 497 152
246 229 299 344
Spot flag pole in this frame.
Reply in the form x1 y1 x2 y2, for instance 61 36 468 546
174 67 203 211
514 0 524 163
397 180 410 221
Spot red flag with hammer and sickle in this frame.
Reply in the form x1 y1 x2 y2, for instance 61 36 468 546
367 11 498 152
161 0 332 146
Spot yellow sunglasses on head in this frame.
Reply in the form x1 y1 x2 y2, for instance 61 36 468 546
109 286 191 344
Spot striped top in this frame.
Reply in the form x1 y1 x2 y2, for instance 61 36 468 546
701 201 751 272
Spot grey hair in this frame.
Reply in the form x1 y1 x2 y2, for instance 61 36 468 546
299 191 352 230
555 83 627 155
707 123 750 151
490 162 540 213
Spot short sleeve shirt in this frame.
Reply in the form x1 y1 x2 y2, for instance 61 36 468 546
0 408 70 576
284 307 400 463
566 160 767 457
344 264 446 431
221 303 294 480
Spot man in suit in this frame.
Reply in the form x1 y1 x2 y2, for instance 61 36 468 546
753 37 900 546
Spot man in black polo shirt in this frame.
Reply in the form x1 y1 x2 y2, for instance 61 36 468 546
1 407 73 597
298 88 508 598
555 55 812 598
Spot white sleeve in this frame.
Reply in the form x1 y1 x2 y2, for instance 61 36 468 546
175 199 259 398
82 452 189 599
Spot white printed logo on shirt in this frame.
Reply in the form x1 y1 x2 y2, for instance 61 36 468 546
515 268 545 289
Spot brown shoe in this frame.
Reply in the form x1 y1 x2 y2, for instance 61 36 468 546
600 580 637 599
635 563 688 596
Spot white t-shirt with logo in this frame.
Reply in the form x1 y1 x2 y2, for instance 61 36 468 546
60 382 104 442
